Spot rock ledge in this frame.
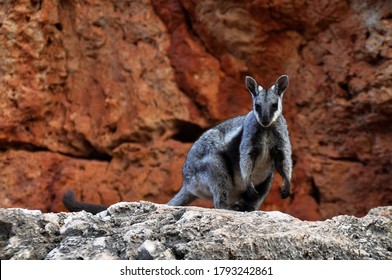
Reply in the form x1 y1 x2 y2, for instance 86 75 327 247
0 203 391 260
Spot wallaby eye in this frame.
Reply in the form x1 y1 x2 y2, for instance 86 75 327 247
254 104 261 111
272 103 278 109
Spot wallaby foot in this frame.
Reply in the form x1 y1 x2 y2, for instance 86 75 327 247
228 202 256 212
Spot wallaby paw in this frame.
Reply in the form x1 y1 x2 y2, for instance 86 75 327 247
244 184 261 201
229 202 256 212
280 186 290 199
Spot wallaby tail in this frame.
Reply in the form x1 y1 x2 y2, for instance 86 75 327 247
166 186 197 206
62 189 108 214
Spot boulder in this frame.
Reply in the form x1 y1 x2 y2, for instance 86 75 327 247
0 204 391 260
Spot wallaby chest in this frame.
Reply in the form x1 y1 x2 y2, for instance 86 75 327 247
249 129 274 184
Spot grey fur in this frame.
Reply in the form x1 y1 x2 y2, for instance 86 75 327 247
63 75 292 213
168 75 292 211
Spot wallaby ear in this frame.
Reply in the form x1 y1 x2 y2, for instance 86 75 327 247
245 76 259 97
275 75 289 96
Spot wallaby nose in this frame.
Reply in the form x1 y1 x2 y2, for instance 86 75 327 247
261 116 270 127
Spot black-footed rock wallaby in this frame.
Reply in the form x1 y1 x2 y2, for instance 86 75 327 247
63 75 292 213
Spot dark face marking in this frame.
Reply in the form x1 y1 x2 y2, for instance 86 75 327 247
252 88 281 127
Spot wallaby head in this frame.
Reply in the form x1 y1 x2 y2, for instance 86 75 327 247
245 75 289 127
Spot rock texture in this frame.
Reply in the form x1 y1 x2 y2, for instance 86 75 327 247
0 0 391 220
0 204 391 260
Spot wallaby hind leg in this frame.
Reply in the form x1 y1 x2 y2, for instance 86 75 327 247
167 186 197 206
182 153 234 210
212 182 230 210
206 165 233 210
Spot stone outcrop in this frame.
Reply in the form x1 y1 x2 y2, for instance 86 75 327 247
0 0 391 220
0 204 391 260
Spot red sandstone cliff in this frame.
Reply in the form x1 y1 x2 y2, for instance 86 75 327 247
0 0 391 220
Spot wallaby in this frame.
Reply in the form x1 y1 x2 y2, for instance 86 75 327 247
63 75 292 213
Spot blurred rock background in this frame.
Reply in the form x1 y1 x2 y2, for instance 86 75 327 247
0 0 391 220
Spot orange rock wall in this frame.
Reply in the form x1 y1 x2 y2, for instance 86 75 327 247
0 0 391 220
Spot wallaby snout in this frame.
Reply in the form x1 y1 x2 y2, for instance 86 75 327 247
261 118 270 127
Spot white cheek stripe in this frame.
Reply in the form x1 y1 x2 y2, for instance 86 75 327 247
258 85 263 92
270 99 282 124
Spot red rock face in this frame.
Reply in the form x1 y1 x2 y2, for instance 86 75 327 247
0 0 391 220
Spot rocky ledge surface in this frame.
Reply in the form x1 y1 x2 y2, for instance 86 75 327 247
0 203 391 260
